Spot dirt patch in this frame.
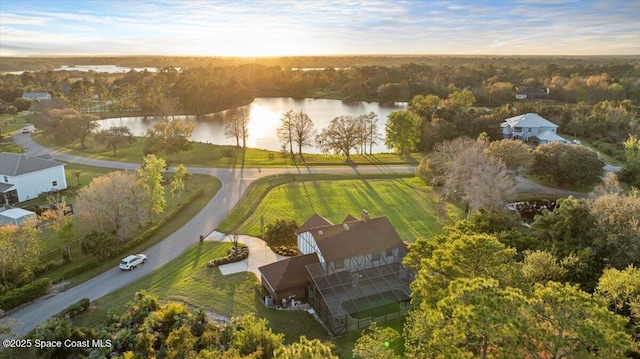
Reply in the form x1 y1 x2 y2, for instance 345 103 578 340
51 281 70 294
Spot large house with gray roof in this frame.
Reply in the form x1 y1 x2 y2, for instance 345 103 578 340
501 113 568 144
0 152 67 205
259 211 414 336
21 92 51 101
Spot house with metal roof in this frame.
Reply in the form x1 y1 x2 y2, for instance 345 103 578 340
258 210 414 336
501 113 568 144
21 92 51 101
0 152 67 205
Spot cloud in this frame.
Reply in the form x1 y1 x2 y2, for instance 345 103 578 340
0 0 638 56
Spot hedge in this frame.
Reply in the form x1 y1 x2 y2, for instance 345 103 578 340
207 245 249 267
57 298 90 319
0 277 52 311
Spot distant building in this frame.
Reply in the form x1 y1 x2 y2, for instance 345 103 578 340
0 208 36 226
21 92 51 101
0 152 67 205
515 87 550 100
259 211 414 336
501 113 568 144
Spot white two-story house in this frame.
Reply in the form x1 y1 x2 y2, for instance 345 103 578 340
0 152 67 205
501 113 568 144
259 211 414 336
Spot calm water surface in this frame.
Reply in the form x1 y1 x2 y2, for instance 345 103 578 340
98 98 408 153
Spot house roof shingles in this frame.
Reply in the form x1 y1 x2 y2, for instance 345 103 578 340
0 152 63 176
295 213 333 235
342 214 358 223
501 113 558 129
313 216 404 262
258 253 320 292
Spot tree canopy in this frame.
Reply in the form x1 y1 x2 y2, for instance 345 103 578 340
384 110 422 154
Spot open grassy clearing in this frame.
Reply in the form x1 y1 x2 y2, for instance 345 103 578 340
0 114 29 152
32 131 421 167
0 113 29 134
218 173 463 242
72 242 329 345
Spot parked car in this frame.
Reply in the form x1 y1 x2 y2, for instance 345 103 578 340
119 254 147 270
22 128 30 134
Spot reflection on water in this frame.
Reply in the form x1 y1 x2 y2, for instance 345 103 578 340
98 98 408 153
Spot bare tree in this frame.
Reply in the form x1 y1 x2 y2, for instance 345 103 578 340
229 233 240 253
224 107 250 148
364 111 381 154
419 137 515 214
277 110 296 155
293 110 316 156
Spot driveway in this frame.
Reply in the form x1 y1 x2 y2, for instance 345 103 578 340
206 231 286 278
1 133 414 340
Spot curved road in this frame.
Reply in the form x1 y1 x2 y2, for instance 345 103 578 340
1 130 414 340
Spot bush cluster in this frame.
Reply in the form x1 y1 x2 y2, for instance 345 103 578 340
33 259 66 277
57 298 90 319
0 277 52 311
272 246 298 256
207 245 249 267
57 262 98 282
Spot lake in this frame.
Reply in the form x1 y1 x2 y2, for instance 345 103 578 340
98 98 408 154
4 65 164 75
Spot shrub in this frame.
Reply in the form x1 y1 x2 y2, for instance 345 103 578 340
58 298 90 319
264 219 298 247
58 262 97 281
208 245 249 267
0 278 52 311
34 260 65 277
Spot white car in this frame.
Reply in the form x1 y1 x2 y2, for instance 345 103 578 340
119 254 147 270
22 128 30 134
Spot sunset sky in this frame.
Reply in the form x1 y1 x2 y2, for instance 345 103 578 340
1 0 639 57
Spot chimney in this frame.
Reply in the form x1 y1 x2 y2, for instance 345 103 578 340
361 210 370 222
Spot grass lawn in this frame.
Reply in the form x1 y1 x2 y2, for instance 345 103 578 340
218 174 463 242
72 242 330 345
0 113 29 135
0 114 30 153
32 131 422 167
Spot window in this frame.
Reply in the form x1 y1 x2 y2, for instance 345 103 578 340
386 249 394 257
334 260 344 270
528 128 533 132
372 253 381 262
3 176 7 182
513 127 522 132
52 181 58 186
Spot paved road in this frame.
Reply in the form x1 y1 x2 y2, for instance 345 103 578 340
1 132 415 341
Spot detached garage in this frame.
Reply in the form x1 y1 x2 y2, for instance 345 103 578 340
0 208 36 226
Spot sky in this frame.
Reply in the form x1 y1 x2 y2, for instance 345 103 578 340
1 0 639 57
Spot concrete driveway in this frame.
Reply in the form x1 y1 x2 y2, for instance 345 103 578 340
206 231 286 278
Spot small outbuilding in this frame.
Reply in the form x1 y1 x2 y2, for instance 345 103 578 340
0 208 36 226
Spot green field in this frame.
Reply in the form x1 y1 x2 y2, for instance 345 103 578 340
72 242 329 343
32 131 421 167
218 174 463 242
